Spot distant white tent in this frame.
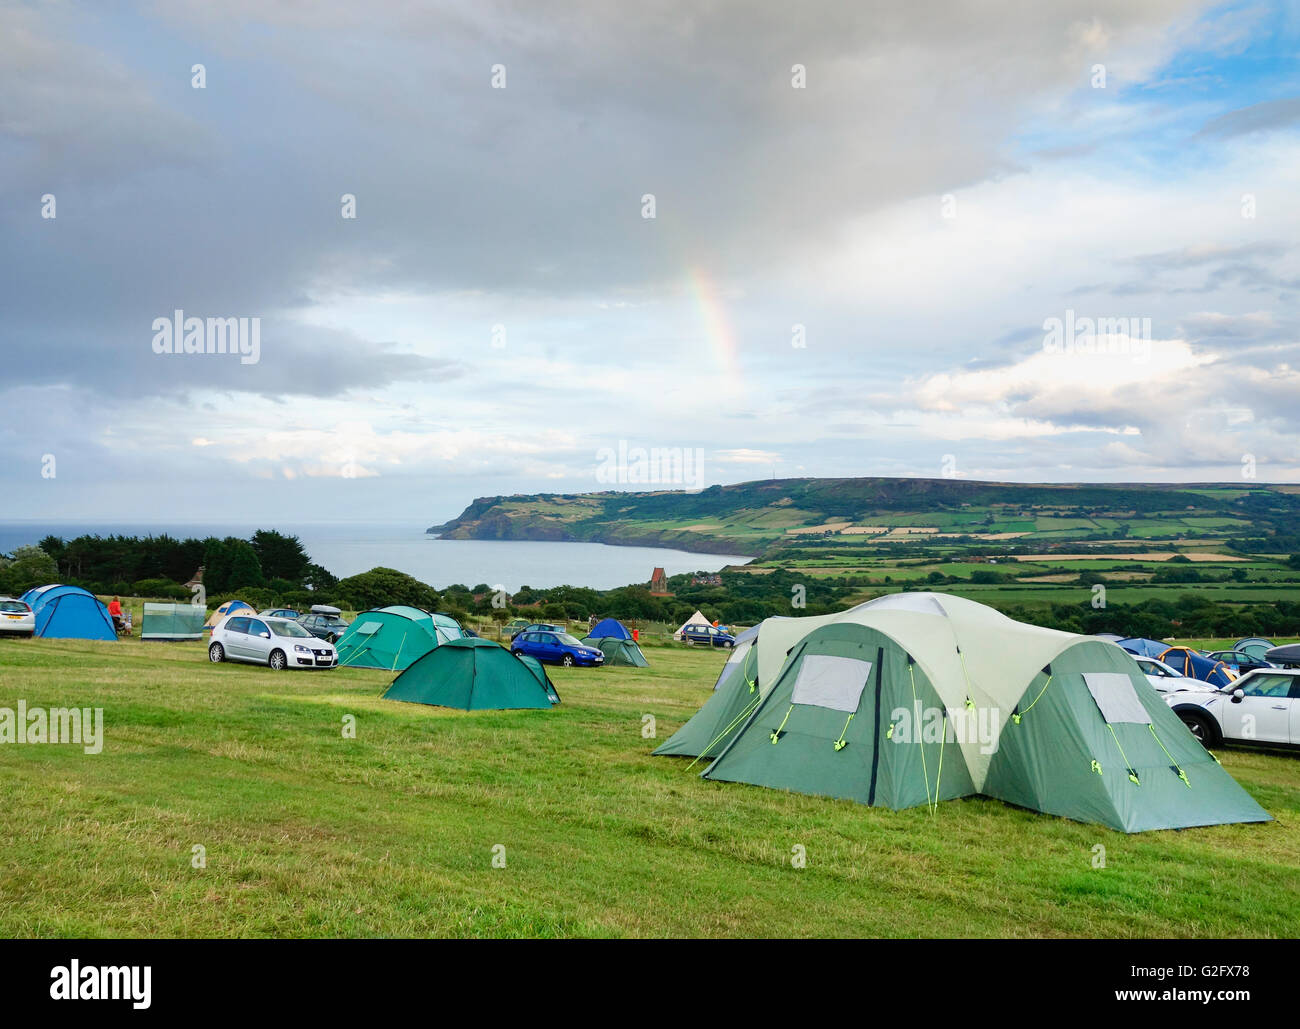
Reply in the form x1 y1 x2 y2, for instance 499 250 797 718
673 609 711 640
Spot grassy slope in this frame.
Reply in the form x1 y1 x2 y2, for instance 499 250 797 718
1 637 1298 938
435 479 1299 556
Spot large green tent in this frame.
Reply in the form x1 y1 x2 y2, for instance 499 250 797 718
664 592 1270 833
335 606 454 670
583 635 649 667
383 638 560 710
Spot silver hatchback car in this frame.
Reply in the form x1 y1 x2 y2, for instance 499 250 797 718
209 615 338 670
0 597 36 637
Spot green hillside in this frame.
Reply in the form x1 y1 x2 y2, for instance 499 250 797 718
430 478 1300 559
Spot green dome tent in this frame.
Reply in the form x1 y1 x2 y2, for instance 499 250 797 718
515 654 561 704
582 635 649 667
383 638 560 710
335 606 456 671
661 592 1270 833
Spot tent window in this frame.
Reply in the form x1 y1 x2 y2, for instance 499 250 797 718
1083 672 1152 725
791 654 873 713
354 621 382 636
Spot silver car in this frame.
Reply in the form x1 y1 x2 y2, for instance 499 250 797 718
0 597 35 637
1133 655 1216 694
209 615 337 670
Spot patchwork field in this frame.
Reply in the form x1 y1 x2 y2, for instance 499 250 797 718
2 637 1298 938
433 478 1300 557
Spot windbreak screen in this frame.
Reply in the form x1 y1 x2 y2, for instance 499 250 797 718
1083 672 1152 725
790 654 873 713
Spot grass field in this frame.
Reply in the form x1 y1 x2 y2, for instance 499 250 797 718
2 636 1299 938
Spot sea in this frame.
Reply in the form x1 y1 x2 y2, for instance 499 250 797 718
0 522 749 592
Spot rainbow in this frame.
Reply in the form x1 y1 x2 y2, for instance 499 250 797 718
686 266 741 383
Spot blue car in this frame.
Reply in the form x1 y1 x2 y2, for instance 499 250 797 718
512 630 605 667
680 623 737 648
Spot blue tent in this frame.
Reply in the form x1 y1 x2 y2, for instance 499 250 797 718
1116 637 1169 659
20 584 116 641
1157 646 1237 688
588 617 632 640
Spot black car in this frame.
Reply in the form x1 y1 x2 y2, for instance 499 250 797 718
298 609 351 643
1205 650 1274 675
680 623 736 648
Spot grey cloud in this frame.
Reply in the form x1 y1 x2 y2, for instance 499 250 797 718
0 5 209 182
1070 243 1300 299
1197 96 1300 138
0 318 461 400
1132 242 1288 271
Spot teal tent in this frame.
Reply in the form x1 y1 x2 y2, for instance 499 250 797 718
335 606 454 670
515 654 561 704
383 638 560 710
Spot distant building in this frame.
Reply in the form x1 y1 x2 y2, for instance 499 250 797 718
691 573 722 587
649 567 671 596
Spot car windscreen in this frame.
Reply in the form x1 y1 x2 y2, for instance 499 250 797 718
268 620 313 638
556 633 585 647
0 601 29 613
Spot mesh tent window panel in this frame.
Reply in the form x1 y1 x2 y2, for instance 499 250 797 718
1083 672 1153 725
790 654 873 713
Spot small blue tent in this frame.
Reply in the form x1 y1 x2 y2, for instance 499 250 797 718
1116 637 1169 659
20 585 116 641
588 617 632 640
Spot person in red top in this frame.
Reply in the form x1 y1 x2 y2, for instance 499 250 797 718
108 596 123 633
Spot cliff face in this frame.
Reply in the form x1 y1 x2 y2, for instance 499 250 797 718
430 503 757 555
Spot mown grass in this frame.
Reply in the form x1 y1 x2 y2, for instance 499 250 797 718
0 636 1297 938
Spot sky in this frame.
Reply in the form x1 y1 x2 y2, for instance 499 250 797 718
3 0 1299 526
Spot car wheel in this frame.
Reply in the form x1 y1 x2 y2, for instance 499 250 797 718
685 637 695 646
208 643 225 663
562 654 575 667
512 649 524 657
1178 710 1219 748
268 649 287 671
